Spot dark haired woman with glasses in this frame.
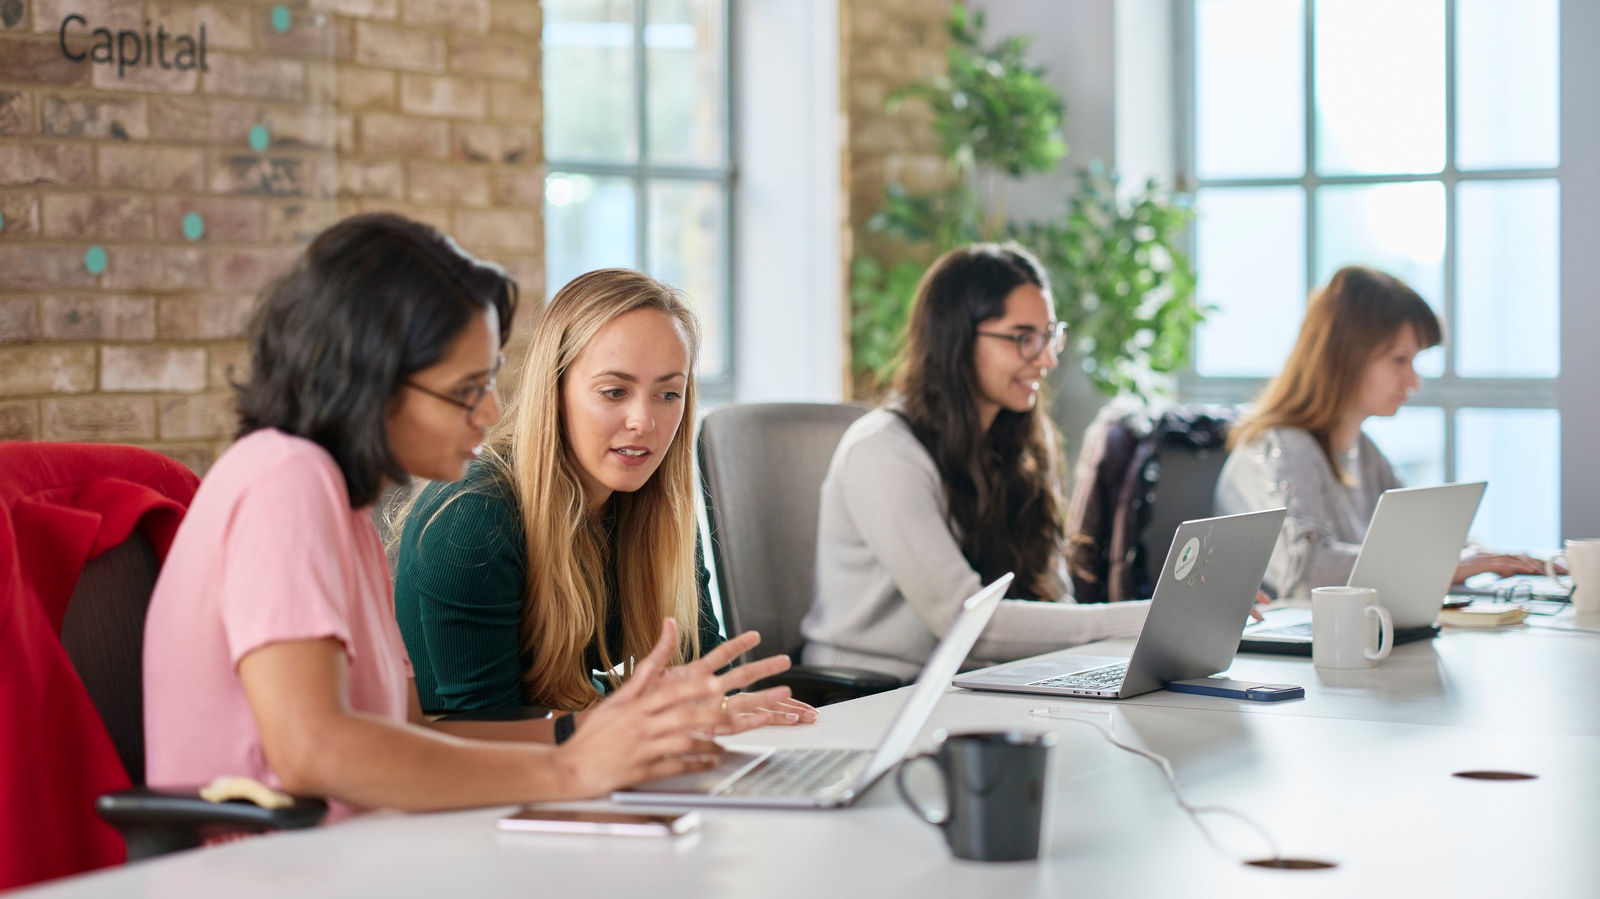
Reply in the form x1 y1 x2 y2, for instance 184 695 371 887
802 243 1151 680
142 214 741 819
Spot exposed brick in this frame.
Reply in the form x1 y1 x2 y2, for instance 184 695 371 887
155 196 262 243
158 391 236 440
336 113 356 153
149 95 254 145
98 144 205 191
313 0 399 20
212 155 332 198
337 66 395 110
453 122 531 164
101 346 206 392
209 248 298 293
0 90 31 134
0 0 26 30
360 112 448 159
148 442 211 474
99 246 208 291
33 0 139 33
207 341 250 388
356 199 450 233
0 401 40 441
259 15 337 60
332 18 355 62
407 162 488 206
494 168 541 207
159 295 255 339
306 58 337 107
0 245 95 290
145 1 254 50
0 38 90 86
203 54 307 102
0 297 39 342
453 208 534 250
0 346 96 395
42 194 154 240
402 0 489 32
43 395 156 440
262 107 339 150
91 61 200 95
489 0 538 37
0 193 40 236
40 94 149 139
0 143 95 187
447 36 533 80
354 22 445 73
338 158 405 199
41 295 156 340
400 74 485 120
487 80 538 123
263 201 337 243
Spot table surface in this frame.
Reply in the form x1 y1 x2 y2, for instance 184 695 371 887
22 615 1600 899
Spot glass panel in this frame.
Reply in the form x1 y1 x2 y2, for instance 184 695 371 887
646 0 725 167
543 0 637 164
1456 408 1560 552
1456 179 1559 378
1362 406 1445 488
647 181 726 377
1193 186 1307 377
545 173 637 296
1194 0 1304 180
1314 0 1445 175
1315 182 1445 376
1456 0 1559 171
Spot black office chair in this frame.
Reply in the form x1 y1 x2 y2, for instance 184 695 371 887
59 531 326 861
697 403 902 707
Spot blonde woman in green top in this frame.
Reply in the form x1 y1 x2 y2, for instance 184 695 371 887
394 268 816 734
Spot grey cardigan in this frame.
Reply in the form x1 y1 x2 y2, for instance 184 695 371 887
801 408 1149 681
1213 426 1402 599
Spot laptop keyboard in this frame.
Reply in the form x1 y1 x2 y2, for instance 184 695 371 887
1028 662 1128 690
724 748 867 798
1250 622 1313 638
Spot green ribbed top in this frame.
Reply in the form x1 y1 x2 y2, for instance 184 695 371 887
393 461 722 713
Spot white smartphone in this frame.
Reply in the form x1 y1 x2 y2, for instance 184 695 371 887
496 808 701 837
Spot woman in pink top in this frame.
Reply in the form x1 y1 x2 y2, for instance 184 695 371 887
144 214 797 814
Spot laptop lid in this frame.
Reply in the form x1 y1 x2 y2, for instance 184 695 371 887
1117 507 1287 697
850 573 1009 790
1348 482 1485 629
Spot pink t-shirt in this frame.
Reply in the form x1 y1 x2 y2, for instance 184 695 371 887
143 428 411 817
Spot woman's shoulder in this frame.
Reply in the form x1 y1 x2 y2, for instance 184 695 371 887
834 407 936 472
204 428 349 511
402 461 523 558
1234 425 1319 456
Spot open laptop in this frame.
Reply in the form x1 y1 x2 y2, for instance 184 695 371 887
1240 481 1487 655
951 507 1286 700
612 573 1009 809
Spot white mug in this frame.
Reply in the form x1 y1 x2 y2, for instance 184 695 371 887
1312 586 1393 669
1548 538 1600 614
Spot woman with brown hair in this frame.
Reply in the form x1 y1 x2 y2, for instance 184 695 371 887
802 243 1149 681
1215 265 1543 598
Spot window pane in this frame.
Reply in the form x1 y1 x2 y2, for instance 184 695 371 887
1315 181 1445 376
1194 186 1306 376
1362 406 1444 488
1194 0 1304 180
647 180 726 377
1456 408 1560 551
545 173 637 294
646 0 725 167
1314 0 1445 175
543 0 637 164
1457 0 1559 171
1456 179 1559 378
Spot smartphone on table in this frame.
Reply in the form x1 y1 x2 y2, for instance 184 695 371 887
497 808 701 837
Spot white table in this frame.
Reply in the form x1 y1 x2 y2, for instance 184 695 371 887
22 622 1600 899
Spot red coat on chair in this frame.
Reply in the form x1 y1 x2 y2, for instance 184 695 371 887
0 442 198 890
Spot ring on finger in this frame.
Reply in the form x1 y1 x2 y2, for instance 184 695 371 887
720 695 729 713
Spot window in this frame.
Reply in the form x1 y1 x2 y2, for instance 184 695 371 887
543 0 733 387
1181 0 1561 550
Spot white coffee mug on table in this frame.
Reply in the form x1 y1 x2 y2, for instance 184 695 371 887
1312 586 1393 669
1547 539 1600 614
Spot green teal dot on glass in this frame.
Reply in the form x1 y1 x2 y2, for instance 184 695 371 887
85 245 108 275
248 124 270 153
182 212 206 242
270 5 291 32
0 211 5 233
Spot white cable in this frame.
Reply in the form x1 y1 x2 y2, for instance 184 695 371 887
1030 706 1282 863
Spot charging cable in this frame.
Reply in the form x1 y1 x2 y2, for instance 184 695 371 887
1029 706 1282 863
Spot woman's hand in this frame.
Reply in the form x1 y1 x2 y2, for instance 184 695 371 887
1454 552 1547 583
632 624 820 734
1249 590 1271 622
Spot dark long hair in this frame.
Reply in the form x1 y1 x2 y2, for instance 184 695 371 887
893 243 1065 601
235 213 518 508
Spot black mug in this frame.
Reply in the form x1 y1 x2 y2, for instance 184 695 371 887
894 730 1055 862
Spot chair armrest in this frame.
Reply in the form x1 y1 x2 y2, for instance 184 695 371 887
432 705 551 722
97 787 328 861
752 665 903 708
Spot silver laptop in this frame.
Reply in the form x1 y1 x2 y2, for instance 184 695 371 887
952 508 1286 700
612 573 1009 809
1242 481 1487 646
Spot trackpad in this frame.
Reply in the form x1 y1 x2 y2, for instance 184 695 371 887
621 747 771 795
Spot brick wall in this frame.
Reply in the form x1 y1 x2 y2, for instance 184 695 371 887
0 0 542 473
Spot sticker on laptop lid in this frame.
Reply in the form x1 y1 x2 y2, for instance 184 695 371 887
1174 537 1200 579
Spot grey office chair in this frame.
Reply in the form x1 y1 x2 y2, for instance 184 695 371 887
697 403 901 706
61 531 327 860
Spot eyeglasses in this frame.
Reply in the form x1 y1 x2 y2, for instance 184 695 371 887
975 322 1068 362
402 354 504 420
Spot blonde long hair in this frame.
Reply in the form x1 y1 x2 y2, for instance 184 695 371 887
1229 266 1442 481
